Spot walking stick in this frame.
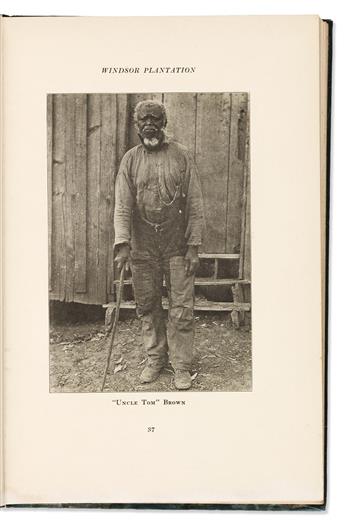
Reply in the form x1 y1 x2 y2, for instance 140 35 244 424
100 264 125 392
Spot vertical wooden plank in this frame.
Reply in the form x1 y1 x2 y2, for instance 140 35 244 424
116 94 129 173
164 93 197 156
128 93 163 148
242 171 251 325
226 93 248 254
64 95 76 301
239 156 248 279
195 93 231 253
99 94 117 300
238 100 248 162
243 109 251 281
95 95 113 304
74 94 88 293
47 95 53 292
239 100 251 323
52 94 67 301
109 94 130 300
87 94 102 304
214 258 219 279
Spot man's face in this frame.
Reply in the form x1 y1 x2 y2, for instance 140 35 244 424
136 105 165 140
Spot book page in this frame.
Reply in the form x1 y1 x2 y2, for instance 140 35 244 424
320 20 329 407
2 15 324 505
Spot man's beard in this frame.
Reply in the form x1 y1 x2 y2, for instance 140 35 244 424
142 136 160 149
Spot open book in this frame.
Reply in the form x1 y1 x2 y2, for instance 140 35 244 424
0 15 331 509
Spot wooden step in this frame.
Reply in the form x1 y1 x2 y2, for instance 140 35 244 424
199 253 240 259
103 299 250 312
113 278 251 286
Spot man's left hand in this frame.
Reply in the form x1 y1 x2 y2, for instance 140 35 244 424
184 246 200 276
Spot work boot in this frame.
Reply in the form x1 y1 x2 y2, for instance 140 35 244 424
174 370 192 390
139 362 164 384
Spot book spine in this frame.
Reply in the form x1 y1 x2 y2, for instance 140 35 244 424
0 13 4 510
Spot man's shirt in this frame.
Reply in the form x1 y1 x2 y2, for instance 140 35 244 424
114 136 205 247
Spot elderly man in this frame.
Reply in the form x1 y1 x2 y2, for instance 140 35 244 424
114 99 204 390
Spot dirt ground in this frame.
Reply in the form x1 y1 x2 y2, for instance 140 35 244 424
49 312 252 393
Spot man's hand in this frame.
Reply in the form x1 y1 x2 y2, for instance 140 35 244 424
184 246 200 276
114 243 130 272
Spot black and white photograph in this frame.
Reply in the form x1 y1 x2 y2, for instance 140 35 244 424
1 9 333 510
48 92 251 393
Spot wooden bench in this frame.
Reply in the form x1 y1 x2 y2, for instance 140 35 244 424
103 253 251 329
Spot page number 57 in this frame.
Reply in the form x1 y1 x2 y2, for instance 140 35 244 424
147 426 155 432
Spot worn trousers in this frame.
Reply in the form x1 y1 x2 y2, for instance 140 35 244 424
130 214 195 372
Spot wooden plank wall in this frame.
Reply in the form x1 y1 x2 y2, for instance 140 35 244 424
48 93 250 305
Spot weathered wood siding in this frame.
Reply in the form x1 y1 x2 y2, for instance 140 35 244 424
48 93 250 304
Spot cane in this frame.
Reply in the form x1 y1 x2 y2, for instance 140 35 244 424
100 264 125 392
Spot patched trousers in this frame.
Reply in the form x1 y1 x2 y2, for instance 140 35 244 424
130 212 195 372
